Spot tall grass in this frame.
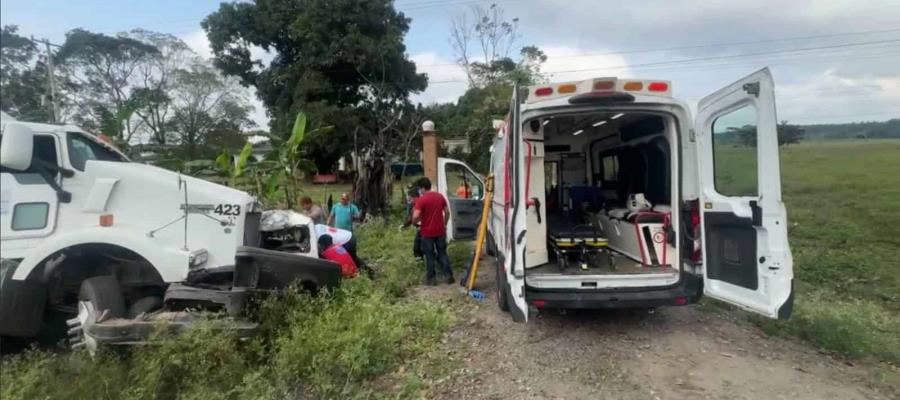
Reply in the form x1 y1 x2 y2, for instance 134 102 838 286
1 216 453 400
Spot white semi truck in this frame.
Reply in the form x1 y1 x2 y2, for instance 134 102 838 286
437 69 794 322
0 115 340 349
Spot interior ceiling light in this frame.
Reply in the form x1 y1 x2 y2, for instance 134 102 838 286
573 129 584 136
592 120 607 127
611 113 625 119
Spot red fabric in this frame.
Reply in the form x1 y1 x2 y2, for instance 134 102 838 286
322 245 358 277
414 191 447 238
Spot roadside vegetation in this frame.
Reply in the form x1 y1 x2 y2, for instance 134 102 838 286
1 215 468 400
721 139 900 365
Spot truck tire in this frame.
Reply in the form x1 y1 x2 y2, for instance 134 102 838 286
0 259 47 338
496 261 509 312
127 296 163 318
78 276 126 319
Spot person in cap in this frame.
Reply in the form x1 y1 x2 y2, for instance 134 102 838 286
328 192 361 231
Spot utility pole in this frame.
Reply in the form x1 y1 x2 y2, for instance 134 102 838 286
43 38 60 124
31 36 60 123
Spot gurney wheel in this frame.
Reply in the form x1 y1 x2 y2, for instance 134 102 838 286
557 256 567 271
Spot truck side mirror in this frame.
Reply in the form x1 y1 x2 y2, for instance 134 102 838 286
0 123 34 171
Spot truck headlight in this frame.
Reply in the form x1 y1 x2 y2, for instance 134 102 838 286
189 249 209 268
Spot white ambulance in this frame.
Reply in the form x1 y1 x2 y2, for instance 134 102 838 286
437 68 794 322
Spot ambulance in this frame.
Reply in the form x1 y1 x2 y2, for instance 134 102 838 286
437 69 793 322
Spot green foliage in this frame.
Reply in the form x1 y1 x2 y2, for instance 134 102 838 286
57 28 160 144
425 83 515 173
215 141 254 187
203 0 427 171
223 111 331 207
0 25 55 122
168 63 255 159
800 119 900 139
777 121 805 145
1 216 454 400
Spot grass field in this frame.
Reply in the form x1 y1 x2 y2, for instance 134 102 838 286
726 139 900 365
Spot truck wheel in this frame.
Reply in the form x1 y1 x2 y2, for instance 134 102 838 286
496 262 509 312
78 276 126 319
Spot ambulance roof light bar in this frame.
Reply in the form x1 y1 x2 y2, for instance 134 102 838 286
527 77 672 104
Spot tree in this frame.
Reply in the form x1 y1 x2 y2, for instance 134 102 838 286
203 0 427 174
777 120 805 146
450 3 520 87
57 29 160 146
0 25 55 122
125 29 197 145
167 64 254 159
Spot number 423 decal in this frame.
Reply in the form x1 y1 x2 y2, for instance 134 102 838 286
213 204 241 216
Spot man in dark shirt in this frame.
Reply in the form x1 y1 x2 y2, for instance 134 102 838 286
411 177 453 285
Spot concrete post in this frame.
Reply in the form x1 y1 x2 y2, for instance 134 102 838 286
422 120 439 184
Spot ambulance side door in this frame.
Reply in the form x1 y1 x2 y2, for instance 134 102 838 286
437 157 484 240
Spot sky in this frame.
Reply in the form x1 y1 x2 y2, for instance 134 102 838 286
2 0 899 130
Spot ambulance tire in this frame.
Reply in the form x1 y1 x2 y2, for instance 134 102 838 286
496 260 510 312
484 233 496 257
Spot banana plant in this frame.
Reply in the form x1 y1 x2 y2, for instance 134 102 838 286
213 111 328 207
215 141 254 187
262 112 330 208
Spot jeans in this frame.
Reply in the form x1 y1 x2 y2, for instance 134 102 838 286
420 235 452 280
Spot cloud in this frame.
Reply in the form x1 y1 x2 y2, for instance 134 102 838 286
538 45 634 82
180 29 213 60
776 69 900 123
410 52 469 105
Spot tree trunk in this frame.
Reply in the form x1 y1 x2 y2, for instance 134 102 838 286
353 147 393 219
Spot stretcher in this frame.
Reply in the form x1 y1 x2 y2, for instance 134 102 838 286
596 210 670 267
548 224 615 271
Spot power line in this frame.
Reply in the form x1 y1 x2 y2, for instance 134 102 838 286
536 38 900 76
418 41 900 85
545 47 900 77
416 27 900 68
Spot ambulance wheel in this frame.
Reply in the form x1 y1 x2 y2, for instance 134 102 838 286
484 233 496 257
496 261 510 312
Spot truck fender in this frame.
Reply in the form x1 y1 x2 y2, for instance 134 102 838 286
11 227 192 282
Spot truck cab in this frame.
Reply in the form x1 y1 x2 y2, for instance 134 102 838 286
438 69 794 322
1 116 339 344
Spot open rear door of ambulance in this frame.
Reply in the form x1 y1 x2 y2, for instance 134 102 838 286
695 68 794 319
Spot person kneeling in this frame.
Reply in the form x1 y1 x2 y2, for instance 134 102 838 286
318 234 358 278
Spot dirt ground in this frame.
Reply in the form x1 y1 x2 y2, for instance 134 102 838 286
415 259 895 400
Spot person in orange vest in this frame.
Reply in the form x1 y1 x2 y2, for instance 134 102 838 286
455 181 470 198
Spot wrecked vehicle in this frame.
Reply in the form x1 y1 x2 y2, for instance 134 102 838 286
0 115 340 351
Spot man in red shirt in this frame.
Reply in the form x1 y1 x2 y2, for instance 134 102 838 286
412 177 453 285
